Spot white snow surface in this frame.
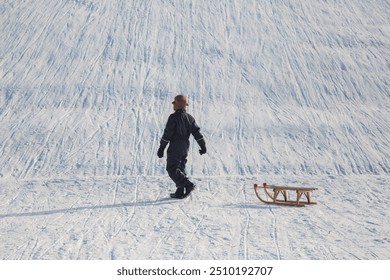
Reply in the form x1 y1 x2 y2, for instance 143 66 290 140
0 0 389 260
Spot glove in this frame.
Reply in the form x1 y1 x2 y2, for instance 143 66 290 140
157 146 165 158
197 138 207 155
157 140 168 158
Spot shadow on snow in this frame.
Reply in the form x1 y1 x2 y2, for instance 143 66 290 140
0 198 175 219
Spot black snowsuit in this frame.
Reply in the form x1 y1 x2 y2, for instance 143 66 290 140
158 109 206 189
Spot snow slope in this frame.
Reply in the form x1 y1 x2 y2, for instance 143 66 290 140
0 0 389 259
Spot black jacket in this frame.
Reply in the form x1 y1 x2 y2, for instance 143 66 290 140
160 109 205 157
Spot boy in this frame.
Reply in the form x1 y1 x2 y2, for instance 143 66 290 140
157 95 207 198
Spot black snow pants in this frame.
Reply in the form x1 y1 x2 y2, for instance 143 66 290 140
166 155 191 188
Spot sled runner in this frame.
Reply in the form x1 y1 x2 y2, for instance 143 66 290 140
254 182 317 207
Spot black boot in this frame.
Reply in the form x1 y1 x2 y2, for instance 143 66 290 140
170 187 185 199
183 182 195 198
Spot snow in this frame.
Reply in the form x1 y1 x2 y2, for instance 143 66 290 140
0 0 389 260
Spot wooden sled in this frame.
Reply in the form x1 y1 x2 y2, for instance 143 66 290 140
254 182 317 207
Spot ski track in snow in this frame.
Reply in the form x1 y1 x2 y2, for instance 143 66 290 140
0 0 390 259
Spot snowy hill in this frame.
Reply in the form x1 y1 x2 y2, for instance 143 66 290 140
0 0 389 259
